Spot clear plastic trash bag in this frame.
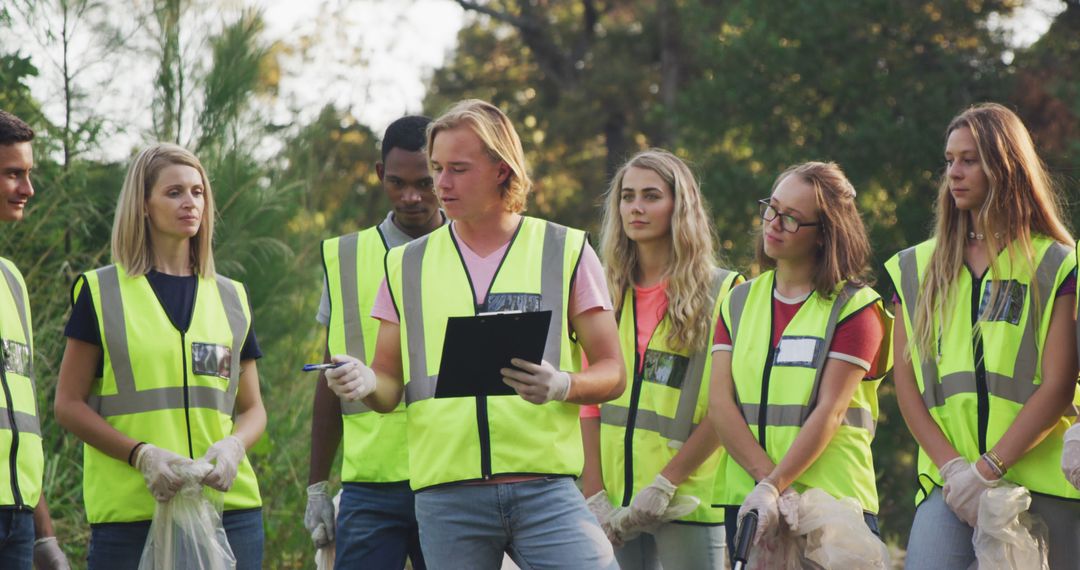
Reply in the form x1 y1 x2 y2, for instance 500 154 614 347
968 485 1049 570
796 488 888 569
138 460 236 570
747 488 889 570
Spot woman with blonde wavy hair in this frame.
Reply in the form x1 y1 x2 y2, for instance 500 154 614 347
580 149 741 569
54 143 267 569
709 161 891 566
886 103 1080 569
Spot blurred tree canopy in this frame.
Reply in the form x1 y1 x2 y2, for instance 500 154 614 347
2 0 1079 565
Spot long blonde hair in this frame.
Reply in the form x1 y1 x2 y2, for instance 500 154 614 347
755 162 872 298
111 143 216 277
912 103 1072 358
599 149 719 352
427 99 532 213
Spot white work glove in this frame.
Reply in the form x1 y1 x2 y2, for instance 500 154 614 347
585 491 622 547
135 444 193 502
325 355 376 402
738 480 780 545
201 435 246 491
941 456 1000 527
1062 424 1080 490
609 476 700 539
777 487 801 532
33 537 70 570
501 359 571 404
305 481 336 548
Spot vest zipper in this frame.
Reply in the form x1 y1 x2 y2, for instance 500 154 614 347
971 271 990 454
180 331 195 459
477 396 492 478
0 358 24 508
620 293 649 507
757 285 779 454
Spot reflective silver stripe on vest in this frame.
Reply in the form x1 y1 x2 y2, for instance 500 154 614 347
335 234 372 415
599 404 698 439
0 410 40 436
739 403 875 435
403 222 569 405
903 243 1069 410
665 269 731 444
726 282 752 345
0 262 33 379
214 275 249 413
88 266 247 417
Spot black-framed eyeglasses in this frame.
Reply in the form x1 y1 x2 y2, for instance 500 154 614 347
758 199 821 234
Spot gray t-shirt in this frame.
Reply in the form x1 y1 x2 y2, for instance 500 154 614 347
316 210 446 325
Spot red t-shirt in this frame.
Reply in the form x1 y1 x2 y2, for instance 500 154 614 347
712 289 885 376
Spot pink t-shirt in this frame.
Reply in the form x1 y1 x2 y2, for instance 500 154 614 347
580 281 669 420
371 222 611 322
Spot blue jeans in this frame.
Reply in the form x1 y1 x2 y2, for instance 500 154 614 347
414 477 618 570
0 509 34 569
906 486 1080 569
336 482 425 569
88 508 263 570
615 522 727 570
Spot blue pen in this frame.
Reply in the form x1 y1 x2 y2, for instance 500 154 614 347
302 362 345 372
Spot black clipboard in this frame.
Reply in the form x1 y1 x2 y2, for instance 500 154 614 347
434 310 552 398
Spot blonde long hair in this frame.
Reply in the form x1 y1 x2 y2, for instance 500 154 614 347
427 99 532 213
755 162 873 298
599 149 719 352
111 143 216 277
912 103 1072 358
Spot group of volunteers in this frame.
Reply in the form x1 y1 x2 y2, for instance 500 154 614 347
1 97 1080 570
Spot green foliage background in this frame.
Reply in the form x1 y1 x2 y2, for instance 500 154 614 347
2 0 1079 567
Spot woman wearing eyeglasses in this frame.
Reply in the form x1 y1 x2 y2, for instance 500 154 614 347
708 162 891 563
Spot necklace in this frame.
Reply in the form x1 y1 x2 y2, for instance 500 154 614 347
968 231 1000 241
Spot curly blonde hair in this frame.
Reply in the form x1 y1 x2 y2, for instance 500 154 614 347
599 149 720 352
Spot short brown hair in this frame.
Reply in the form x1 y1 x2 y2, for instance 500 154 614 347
0 110 34 145
756 161 872 297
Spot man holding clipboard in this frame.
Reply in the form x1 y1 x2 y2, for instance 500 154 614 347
325 99 625 569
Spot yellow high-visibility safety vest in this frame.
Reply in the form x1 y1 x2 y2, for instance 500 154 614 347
600 269 740 524
323 226 409 483
77 265 261 523
885 235 1079 502
385 217 588 491
716 272 892 514
0 257 43 509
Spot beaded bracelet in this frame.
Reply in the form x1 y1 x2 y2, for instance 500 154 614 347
985 449 1007 475
980 453 1004 479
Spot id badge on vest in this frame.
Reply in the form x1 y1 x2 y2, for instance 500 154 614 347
773 336 823 368
191 342 232 380
1 339 31 377
483 293 542 313
641 349 690 389
978 280 1027 325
